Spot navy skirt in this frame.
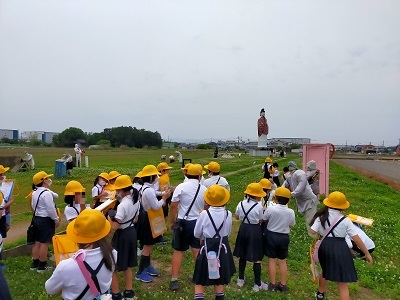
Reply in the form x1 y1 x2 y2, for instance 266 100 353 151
193 236 236 286
233 223 263 262
112 226 137 271
136 211 161 245
319 237 357 282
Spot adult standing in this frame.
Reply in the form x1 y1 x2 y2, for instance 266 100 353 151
30 171 60 272
74 144 83 168
169 164 207 291
306 160 320 197
281 161 319 237
257 108 269 148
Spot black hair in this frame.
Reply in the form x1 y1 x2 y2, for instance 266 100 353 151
187 174 200 180
309 205 341 228
78 237 115 271
132 177 143 185
93 176 101 186
64 195 74 207
132 187 139 204
210 171 220 175
272 162 279 168
141 175 157 183
32 181 43 190
276 195 289 205
283 166 289 173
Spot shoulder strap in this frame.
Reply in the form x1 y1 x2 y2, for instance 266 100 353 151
31 190 47 220
206 210 227 238
320 216 345 242
183 184 201 220
215 176 221 184
241 201 258 224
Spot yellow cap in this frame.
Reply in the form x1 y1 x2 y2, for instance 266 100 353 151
98 172 110 181
244 183 266 198
157 162 173 172
275 187 291 199
33 171 53 186
187 164 203 176
108 171 121 181
265 157 272 163
204 161 220 173
141 165 160 177
259 178 272 190
0 165 10 174
113 175 133 190
323 191 350 210
64 180 85 195
66 209 111 244
204 185 230 206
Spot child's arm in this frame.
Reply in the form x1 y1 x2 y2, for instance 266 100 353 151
352 234 373 265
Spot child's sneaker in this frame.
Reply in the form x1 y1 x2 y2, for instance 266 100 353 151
315 291 325 300
123 289 135 300
30 260 39 270
277 283 289 294
135 271 153 283
37 265 53 273
268 282 278 291
144 264 159 276
252 281 268 292
112 292 123 300
237 278 245 288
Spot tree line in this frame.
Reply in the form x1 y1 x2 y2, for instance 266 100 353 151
52 126 163 148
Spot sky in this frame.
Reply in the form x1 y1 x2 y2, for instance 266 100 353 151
1 0 399 146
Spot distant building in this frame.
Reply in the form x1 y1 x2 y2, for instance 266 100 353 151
0 129 18 140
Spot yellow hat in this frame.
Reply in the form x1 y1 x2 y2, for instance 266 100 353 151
33 171 53 186
204 161 220 173
157 162 173 172
0 165 10 174
113 175 133 190
66 209 111 244
244 183 267 198
275 187 291 199
108 171 121 181
141 165 160 177
181 163 192 170
187 164 203 176
323 191 350 210
98 172 110 181
259 178 272 190
265 157 272 163
204 185 230 206
134 171 143 178
64 180 85 196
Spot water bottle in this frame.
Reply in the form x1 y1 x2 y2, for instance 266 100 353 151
207 251 220 279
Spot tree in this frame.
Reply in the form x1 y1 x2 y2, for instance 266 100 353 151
53 127 85 147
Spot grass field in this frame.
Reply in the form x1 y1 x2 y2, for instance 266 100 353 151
1 147 399 300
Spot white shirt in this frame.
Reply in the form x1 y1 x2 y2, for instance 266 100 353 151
345 224 375 250
263 204 295 234
115 195 139 229
203 175 230 191
31 187 59 222
64 204 82 222
141 183 163 211
311 209 356 238
235 198 263 224
92 184 104 198
194 207 232 239
45 248 117 300
171 179 206 221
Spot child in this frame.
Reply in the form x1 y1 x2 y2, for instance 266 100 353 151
272 163 280 187
0 165 12 238
45 209 116 299
262 187 295 293
306 160 320 197
63 180 87 222
92 172 110 209
108 175 140 300
108 171 121 185
135 165 170 283
193 185 235 300
309 192 373 300
233 183 267 291
345 223 375 258
259 178 275 207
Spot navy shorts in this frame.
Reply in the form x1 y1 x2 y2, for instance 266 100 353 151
33 217 55 243
173 219 200 251
264 230 289 260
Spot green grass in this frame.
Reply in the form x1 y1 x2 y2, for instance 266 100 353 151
1 147 399 299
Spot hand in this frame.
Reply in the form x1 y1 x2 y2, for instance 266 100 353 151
365 253 373 265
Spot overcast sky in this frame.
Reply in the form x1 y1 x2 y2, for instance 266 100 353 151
1 0 399 146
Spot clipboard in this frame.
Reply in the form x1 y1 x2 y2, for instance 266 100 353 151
95 199 117 212
309 244 319 284
0 179 15 202
147 207 167 238
52 234 78 265
347 214 374 226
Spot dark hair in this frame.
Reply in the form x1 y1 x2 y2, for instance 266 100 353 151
210 171 220 175
93 176 101 186
272 162 279 168
64 195 74 207
32 181 43 189
142 175 157 183
276 195 289 205
283 167 289 173
78 237 115 271
309 205 330 228
132 177 143 185
132 187 139 204
187 174 200 180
